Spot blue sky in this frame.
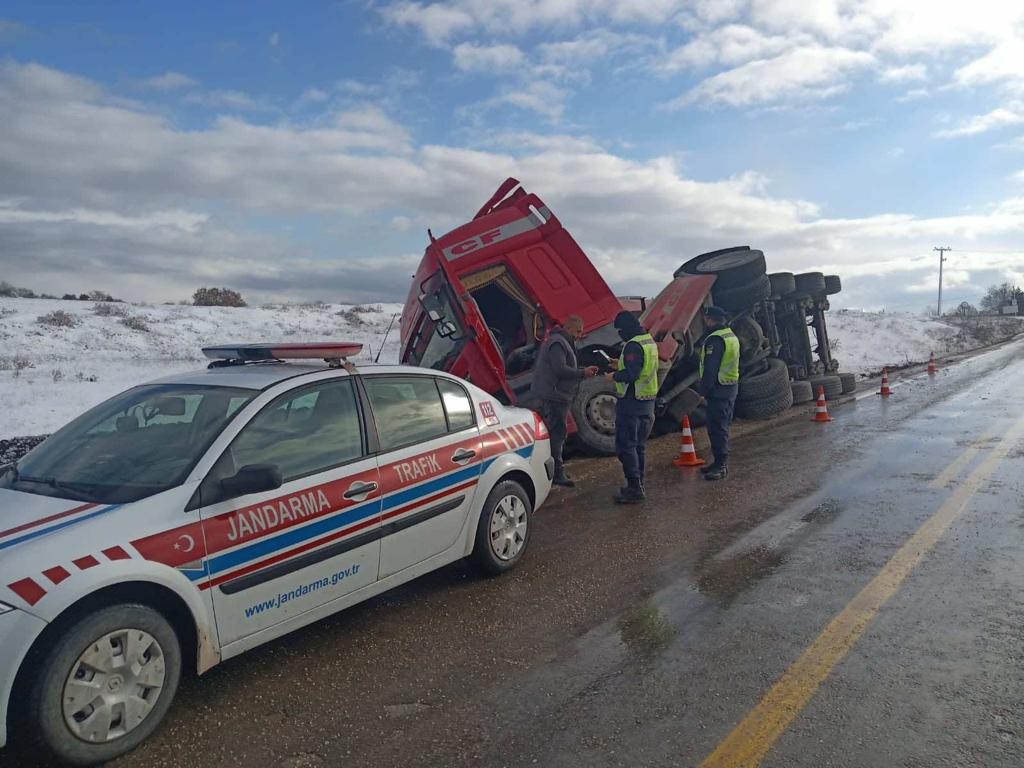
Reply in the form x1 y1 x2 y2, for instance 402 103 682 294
1 1 1023 310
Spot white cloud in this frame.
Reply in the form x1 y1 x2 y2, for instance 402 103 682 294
671 45 876 108
936 107 1024 137
381 1 475 44
659 24 800 72
139 71 198 91
5 60 1024 308
879 63 927 83
452 42 526 72
0 18 28 40
299 87 329 104
895 87 928 102
184 89 272 112
953 39 1024 91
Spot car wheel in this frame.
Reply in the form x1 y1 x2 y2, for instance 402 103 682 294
471 480 532 575
571 376 618 455
29 604 181 767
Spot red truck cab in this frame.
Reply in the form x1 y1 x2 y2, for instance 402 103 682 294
401 179 716 453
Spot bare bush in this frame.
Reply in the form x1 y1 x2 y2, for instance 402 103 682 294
36 310 78 328
350 304 382 314
51 369 64 383
337 307 366 326
5 355 34 377
93 302 130 317
121 315 150 332
193 287 247 307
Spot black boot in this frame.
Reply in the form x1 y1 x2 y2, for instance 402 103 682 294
699 461 719 475
704 464 728 481
552 463 575 488
614 479 646 504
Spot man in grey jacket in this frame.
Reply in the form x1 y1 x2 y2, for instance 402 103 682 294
530 315 598 487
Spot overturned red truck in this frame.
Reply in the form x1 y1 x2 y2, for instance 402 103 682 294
400 178 853 454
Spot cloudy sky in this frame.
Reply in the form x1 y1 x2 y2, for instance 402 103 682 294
1 1 1023 309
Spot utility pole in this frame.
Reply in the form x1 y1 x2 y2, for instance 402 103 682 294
934 246 951 316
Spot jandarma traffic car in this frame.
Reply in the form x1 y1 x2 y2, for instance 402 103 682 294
0 343 553 766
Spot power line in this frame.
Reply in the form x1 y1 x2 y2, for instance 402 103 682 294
934 246 951 316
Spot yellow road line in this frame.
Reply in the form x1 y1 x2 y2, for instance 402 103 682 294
928 423 1002 490
699 414 1024 768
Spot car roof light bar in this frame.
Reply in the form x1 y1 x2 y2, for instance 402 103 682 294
202 342 364 368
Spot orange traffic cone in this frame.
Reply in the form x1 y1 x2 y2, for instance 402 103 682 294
672 416 705 467
811 386 834 422
878 368 893 397
927 353 939 375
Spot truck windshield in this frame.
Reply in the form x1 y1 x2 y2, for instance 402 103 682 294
406 274 466 370
0 383 256 504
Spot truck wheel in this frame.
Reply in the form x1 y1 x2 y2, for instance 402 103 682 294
666 394 705 428
736 385 794 420
738 357 790 402
809 374 843 400
732 316 767 368
713 273 772 312
791 379 815 404
571 376 618 455
769 272 797 298
794 272 827 295
28 604 181 767
838 372 857 394
824 275 842 295
471 480 532 575
678 249 766 289
674 246 750 278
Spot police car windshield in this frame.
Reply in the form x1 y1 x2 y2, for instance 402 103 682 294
1 383 256 504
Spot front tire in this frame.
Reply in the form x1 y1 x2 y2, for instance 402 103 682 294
29 604 181 767
471 480 532 575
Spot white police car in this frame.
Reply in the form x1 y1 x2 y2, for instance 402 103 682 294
0 343 553 766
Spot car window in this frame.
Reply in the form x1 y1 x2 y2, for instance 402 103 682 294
363 376 449 452
437 379 475 432
229 379 364 482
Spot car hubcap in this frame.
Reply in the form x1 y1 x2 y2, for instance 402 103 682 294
490 495 527 561
62 629 166 743
586 393 617 436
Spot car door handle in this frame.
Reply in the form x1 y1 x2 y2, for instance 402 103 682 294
452 448 477 464
343 481 379 500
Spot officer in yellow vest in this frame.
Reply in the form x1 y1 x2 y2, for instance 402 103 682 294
697 306 741 481
606 311 659 504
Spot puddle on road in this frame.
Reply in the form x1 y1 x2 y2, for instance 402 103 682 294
618 602 677 656
801 497 843 524
697 545 787 605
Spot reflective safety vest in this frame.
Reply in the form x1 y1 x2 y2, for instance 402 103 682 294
699 328 741 385
616 333 659 400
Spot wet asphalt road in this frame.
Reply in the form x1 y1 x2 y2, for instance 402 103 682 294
8 338 1024 768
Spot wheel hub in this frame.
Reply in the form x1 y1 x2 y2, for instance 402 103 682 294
62 628 166 744
586 393 617 436
490 495 527 561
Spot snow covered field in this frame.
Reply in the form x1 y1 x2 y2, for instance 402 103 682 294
0 299 403 437
0 298 1020 438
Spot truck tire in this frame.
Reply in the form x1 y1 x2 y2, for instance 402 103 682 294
791 379 815 404
678 249 766 290
571 376 618 455
713 273 772 312
28 604 182 767
769 272 797 298
738 357 790 402
838 372 857 394
809 374 843 400
824 275 842 295
795 272 826 295
736 385 794 420
731 316 766 364
674 246 750 278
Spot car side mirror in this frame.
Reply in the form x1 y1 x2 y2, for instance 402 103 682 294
220 464 283 500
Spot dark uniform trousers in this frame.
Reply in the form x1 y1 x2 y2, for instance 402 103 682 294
540 400 570 469
706 391 737 465
614 402 654 482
